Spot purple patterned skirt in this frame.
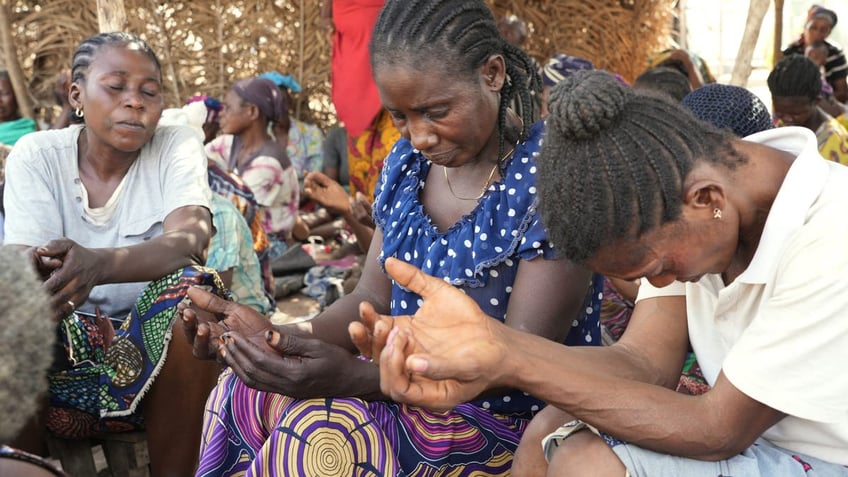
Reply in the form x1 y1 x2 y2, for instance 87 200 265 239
196 369 532 476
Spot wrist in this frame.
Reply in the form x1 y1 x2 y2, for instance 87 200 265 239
491 325 527 388
344 356 384 399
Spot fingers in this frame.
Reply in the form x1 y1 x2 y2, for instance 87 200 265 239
384 257 449 299
380 327 413 398
187 286 231 316
265 329 319 357
348 321 371 358
178 303 224 359
355 301 395 360
306 171 331 186
219 331 294 390
36 239 73 258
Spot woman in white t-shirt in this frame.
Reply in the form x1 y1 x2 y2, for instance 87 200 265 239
3 32 220 476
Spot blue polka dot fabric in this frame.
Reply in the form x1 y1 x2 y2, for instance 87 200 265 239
373 122 602 415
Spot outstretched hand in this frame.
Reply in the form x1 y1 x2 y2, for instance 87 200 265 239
358 258 512 412
178 286 273 360
303 171 351 216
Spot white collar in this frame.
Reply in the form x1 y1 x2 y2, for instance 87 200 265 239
736 127 828 284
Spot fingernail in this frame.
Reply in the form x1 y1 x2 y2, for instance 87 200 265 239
266 330 280 345
409 357 428 373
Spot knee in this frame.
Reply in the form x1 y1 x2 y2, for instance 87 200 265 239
546 430 625 477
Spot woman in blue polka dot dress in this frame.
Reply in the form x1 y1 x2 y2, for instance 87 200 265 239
180 1 602 475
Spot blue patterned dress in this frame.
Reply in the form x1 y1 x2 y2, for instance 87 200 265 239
195 122 601 476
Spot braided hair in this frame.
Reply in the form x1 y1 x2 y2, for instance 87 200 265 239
538 70 744 263
632 66 692 102
71 32 162 85
767 54 821 102
370 0 541 158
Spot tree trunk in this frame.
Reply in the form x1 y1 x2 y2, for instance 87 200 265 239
729 0 770 87
773 0 785 64
96 0 127 32
0 0 33 118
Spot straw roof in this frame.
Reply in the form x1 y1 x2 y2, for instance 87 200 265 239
1 0 673 129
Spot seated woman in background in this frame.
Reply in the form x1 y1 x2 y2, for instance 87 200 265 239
206 77 299 260
0 70 36 146
3 32 223 476
769 54 848 164
805 42 848 128
180 1 602 475
783 5 847 103
258 71 325 192
158 105 275 315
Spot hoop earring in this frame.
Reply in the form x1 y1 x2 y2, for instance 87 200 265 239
75 108 84 118
713 208 722 220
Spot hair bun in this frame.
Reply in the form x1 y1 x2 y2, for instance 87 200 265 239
547 70 629 140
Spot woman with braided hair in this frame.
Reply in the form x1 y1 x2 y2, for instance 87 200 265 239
360 69 848 476
180 0 602 475
4 32 224 476
769 54 848 164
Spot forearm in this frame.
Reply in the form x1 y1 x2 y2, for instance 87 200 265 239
95 227 209 285
501 329 739 459
284 290 389 352
341 211 374 252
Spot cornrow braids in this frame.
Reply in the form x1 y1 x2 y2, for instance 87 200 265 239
370 0 541 160
767 54 821 101
539 70 743 263
71 32 162 85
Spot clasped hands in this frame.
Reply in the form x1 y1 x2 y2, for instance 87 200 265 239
178 257 510 410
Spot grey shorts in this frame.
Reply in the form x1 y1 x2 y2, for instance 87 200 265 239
542 420 848 477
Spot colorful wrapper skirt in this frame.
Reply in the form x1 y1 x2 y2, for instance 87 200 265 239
46 266 226 438
196 368 531 477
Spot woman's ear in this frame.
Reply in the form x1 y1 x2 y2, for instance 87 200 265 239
480 54 506 92
246 103 261 121
683 180 725 218
68 82 82 109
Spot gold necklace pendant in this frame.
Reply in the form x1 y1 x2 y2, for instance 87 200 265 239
443 146 515 201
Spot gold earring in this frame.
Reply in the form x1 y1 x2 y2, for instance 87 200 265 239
713 208 722 219
75 108 84 118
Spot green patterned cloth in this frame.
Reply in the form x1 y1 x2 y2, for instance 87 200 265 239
47 266 227 438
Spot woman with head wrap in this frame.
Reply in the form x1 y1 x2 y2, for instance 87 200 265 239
682 83 774 138
258 71 326 191
206 77 300 259
539 54 595 119
783 5 847 103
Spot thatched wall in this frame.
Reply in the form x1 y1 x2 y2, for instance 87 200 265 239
2 0 673 129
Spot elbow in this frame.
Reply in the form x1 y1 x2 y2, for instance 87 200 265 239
192 233 210 266
693 416 759 461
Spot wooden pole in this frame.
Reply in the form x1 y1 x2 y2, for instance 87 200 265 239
729 0 770 87
0 0 33 118
773 0 785 65
96 0 128 32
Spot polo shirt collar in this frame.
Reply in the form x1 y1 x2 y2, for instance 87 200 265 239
736 127 828 284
